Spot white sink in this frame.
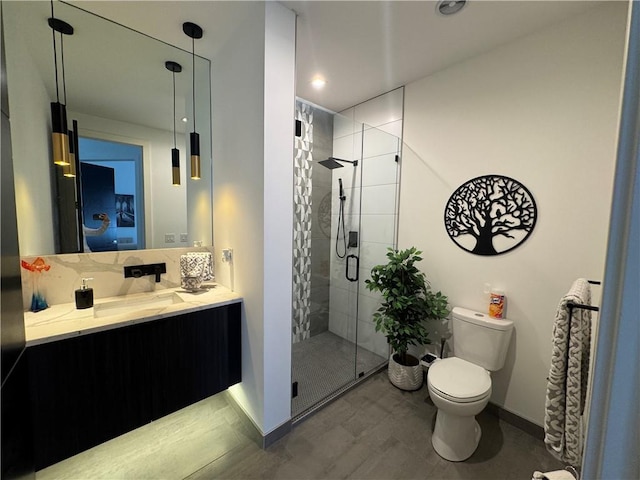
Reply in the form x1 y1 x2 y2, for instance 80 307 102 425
94 292 184 318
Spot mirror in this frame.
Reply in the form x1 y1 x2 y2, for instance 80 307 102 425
3 0 213 256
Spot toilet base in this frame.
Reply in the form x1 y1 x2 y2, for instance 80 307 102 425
432 409 482 462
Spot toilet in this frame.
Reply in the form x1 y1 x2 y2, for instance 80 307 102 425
427 307 514 462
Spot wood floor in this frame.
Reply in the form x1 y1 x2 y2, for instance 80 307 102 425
38 371 564 479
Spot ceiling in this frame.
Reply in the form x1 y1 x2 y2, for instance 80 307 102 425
68 0 604 113
281 0 605 111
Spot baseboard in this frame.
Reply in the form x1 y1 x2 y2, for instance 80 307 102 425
486 402 544 440
263 420 292 448
223 391 292 449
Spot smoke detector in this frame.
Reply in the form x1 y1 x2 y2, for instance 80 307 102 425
436 0 467 16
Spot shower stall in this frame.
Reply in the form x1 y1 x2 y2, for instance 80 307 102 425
292 99 402 419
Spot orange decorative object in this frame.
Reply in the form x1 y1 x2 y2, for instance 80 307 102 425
21 257 51 273
21 257 51 312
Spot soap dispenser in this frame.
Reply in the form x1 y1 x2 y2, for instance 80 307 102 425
75 278 94 309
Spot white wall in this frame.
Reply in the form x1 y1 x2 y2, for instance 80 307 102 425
399 4 627 425
329 88 404 359
212 2 295 435
5 20 57 256
263 1 296 433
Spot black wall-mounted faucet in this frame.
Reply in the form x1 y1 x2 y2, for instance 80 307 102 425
123 263 166 283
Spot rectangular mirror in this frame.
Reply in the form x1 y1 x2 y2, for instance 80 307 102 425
3 0 213 255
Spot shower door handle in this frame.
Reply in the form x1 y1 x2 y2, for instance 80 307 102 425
346 254 359 282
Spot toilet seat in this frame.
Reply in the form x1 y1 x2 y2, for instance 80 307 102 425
428 357 491 403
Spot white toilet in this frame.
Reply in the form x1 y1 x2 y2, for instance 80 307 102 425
427 306 514 462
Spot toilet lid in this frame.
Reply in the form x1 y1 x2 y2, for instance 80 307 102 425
428 357 491 402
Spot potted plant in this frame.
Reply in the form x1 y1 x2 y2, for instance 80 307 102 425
365 247 449 391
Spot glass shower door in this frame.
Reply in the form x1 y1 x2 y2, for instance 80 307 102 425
353 124 401 377
292 103 399 419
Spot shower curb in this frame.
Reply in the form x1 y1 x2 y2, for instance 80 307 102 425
291 363 388 426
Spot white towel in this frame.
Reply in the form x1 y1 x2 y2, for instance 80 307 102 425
544 278 592 465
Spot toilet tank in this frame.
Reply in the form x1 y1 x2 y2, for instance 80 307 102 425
451 307 514 371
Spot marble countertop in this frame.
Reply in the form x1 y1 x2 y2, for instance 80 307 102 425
25 285 242 347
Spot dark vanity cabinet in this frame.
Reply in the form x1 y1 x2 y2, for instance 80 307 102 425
27 302 241 471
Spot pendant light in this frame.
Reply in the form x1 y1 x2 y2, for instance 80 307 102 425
183 22 203 180
48 3 74 167
165 61 182 186
63 129 76 177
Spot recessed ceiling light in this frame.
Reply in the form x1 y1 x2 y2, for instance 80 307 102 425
311 77 327 89
436 0 467 16
181 117 188 123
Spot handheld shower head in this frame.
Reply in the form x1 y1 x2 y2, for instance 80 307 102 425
338 178 344 200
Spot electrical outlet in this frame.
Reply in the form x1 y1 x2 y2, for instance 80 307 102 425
221 248 233 263
165 233 175 244
180 233 188 243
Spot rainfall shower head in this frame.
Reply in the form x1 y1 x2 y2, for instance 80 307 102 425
318 157 358 170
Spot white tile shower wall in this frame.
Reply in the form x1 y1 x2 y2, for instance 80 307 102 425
329 88 403 359
19 246 215 310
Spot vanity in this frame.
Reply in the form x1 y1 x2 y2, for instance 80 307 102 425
3 0 237 471
25 286 242 471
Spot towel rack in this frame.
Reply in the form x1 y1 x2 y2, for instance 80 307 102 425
566 280 601 317
563 279 600 475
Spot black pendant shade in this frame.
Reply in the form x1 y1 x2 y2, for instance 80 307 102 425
171 148 180 185
165 61 182 186
183 22 203 180
51 101 70 166
48 12 74 167
63 129 77 177
190 132 201 179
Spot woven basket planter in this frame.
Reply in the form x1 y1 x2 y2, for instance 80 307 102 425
388 353 423 391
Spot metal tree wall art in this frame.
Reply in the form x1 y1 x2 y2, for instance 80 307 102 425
444 175 537 256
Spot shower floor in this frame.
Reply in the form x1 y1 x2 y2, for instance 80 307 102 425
292 331 387 418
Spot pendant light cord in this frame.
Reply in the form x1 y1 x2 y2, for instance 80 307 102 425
192 36 196 132
61 33 67 105
172 71 177 148
50 0 60 103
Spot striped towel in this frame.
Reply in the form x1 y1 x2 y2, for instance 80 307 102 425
544 278 592 465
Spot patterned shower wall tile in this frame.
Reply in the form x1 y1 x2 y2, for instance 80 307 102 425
293 101 315 343
19 246 215 310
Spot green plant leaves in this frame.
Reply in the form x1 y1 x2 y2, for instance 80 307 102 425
366 247 450 356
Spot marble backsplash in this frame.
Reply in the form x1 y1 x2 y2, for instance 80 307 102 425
20 247 215 311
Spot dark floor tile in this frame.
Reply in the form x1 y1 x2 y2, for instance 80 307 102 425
185 369 561 480
323 439 379 479
284 370 562 480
